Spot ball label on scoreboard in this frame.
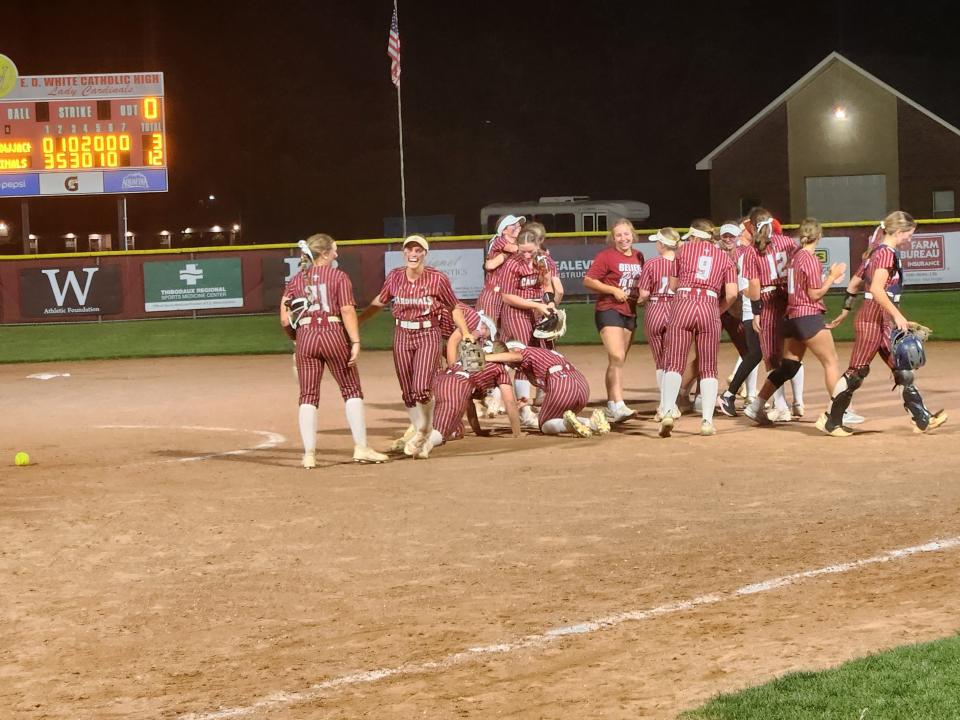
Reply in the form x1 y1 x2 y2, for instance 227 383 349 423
0 72 167 197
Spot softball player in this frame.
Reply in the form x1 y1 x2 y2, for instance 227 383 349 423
423 348 521 457
719 222 763 416
749 208 804 421
438 301 491 366
744 219 846 424
500 227 557 427
281 234 389 468
658 220 739 438
484 343 611 437
582 218 645 422
358 234 472 457
819 211 947 435
634 227 678 421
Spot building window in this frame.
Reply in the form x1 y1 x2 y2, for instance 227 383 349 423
740 198 761 217
555 213 575 232
933 189 956 218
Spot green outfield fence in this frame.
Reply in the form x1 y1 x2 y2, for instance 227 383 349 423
1 218 958 326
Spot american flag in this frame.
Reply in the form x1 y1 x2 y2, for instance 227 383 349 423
387 5 401 87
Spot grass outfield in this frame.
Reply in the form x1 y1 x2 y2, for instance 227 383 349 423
683 634 960 719
1 291 957 363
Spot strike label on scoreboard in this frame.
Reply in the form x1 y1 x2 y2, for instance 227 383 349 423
0 72 168 197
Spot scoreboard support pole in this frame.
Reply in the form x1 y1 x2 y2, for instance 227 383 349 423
20 201 30 255
117 197 129 251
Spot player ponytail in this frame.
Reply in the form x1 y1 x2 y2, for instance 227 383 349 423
797 217 822 246
299 233 335 269
749 207 774 253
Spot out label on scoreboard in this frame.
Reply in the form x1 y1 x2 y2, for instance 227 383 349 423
0 72 168 197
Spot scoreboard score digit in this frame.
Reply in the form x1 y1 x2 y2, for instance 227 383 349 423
0 72 167 197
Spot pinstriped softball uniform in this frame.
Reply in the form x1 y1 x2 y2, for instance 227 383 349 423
432 362 511 439
285 267 362 405
663 240 736 378
509 347 590 425
437 303 482 339
756 234 798 364
849 246 899 370
377 267 459 407
786 250 827 318
637 256 675 368
476 235 515 322
499 255 544 344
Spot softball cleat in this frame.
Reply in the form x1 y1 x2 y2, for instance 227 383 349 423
668 407 682 419
843 409 865 425
913 410 948 434
390 424 417 452
590 408 611 435
353 445 389 464
700 419 716 436
415 437 434 459
815 413 853 437
658 415 674 438
563 410 593 438
606 405 636 423
745 400 773 426
652 409 663 423
403 430 428 457
792 402 805 418
302 452 317 469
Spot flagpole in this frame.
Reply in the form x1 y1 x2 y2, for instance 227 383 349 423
396 80 407 237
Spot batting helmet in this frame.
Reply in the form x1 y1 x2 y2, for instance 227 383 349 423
533 309 567 340
891 328 926 371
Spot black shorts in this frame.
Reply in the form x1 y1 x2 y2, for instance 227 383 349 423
784 313 826 341
595 308 637 332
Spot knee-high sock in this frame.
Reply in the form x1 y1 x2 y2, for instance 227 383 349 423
656 368 664 390
417 397 434 434
746 365 758 399
541 418 566 435
299 403 317 453
661 371 683 415
700 378 719 423
344 397 366 447
790 363 805 405
730 356 742 379
404 405 422 436
772 385 789 411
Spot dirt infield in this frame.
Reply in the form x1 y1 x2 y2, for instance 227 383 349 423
2 343 959 719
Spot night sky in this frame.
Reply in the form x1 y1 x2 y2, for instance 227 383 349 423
2 1 958 244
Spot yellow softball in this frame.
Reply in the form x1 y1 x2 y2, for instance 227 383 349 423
14 451 30 466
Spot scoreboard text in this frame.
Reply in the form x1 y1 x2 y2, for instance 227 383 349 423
0 72 167 197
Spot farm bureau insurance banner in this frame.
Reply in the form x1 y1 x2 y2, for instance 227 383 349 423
384 249 484 299
900 232 960 284
144 259 243 311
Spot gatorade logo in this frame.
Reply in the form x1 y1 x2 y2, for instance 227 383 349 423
65 176 79 192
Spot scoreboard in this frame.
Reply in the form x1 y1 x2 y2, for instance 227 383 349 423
0 71 167 198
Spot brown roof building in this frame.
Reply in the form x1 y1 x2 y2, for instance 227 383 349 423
696 52 960 223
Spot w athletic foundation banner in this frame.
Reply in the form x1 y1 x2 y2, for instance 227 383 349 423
19 265 122 317
144 258 243 311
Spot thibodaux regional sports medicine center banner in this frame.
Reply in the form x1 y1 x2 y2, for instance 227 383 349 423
143 259 243 311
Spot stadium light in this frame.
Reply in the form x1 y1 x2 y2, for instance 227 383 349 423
833 105 848 120
0 221 8 237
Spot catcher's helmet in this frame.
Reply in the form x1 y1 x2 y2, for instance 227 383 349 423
891 328 926 370
286 297 311 329
533 309 567 340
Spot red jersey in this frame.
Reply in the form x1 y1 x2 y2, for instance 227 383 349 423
672 239 736 294
585 246 644 315
437 302 482 338
377 266 459 322
284 265 355 325
483 235 515 291
786 249 826 318
514 346 576 388
862 245 903 299
636 255 674 304
501 255 544 300
757 234 799 287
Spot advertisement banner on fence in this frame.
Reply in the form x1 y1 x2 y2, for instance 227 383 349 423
816 237 851 286
900 232 960 284
19 264 122 317
547 244 604 295
261 252 364 310
144 259 243 311
384 249 484 299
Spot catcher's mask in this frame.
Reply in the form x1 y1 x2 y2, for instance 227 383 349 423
286 297 311 329
891 328 926 370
